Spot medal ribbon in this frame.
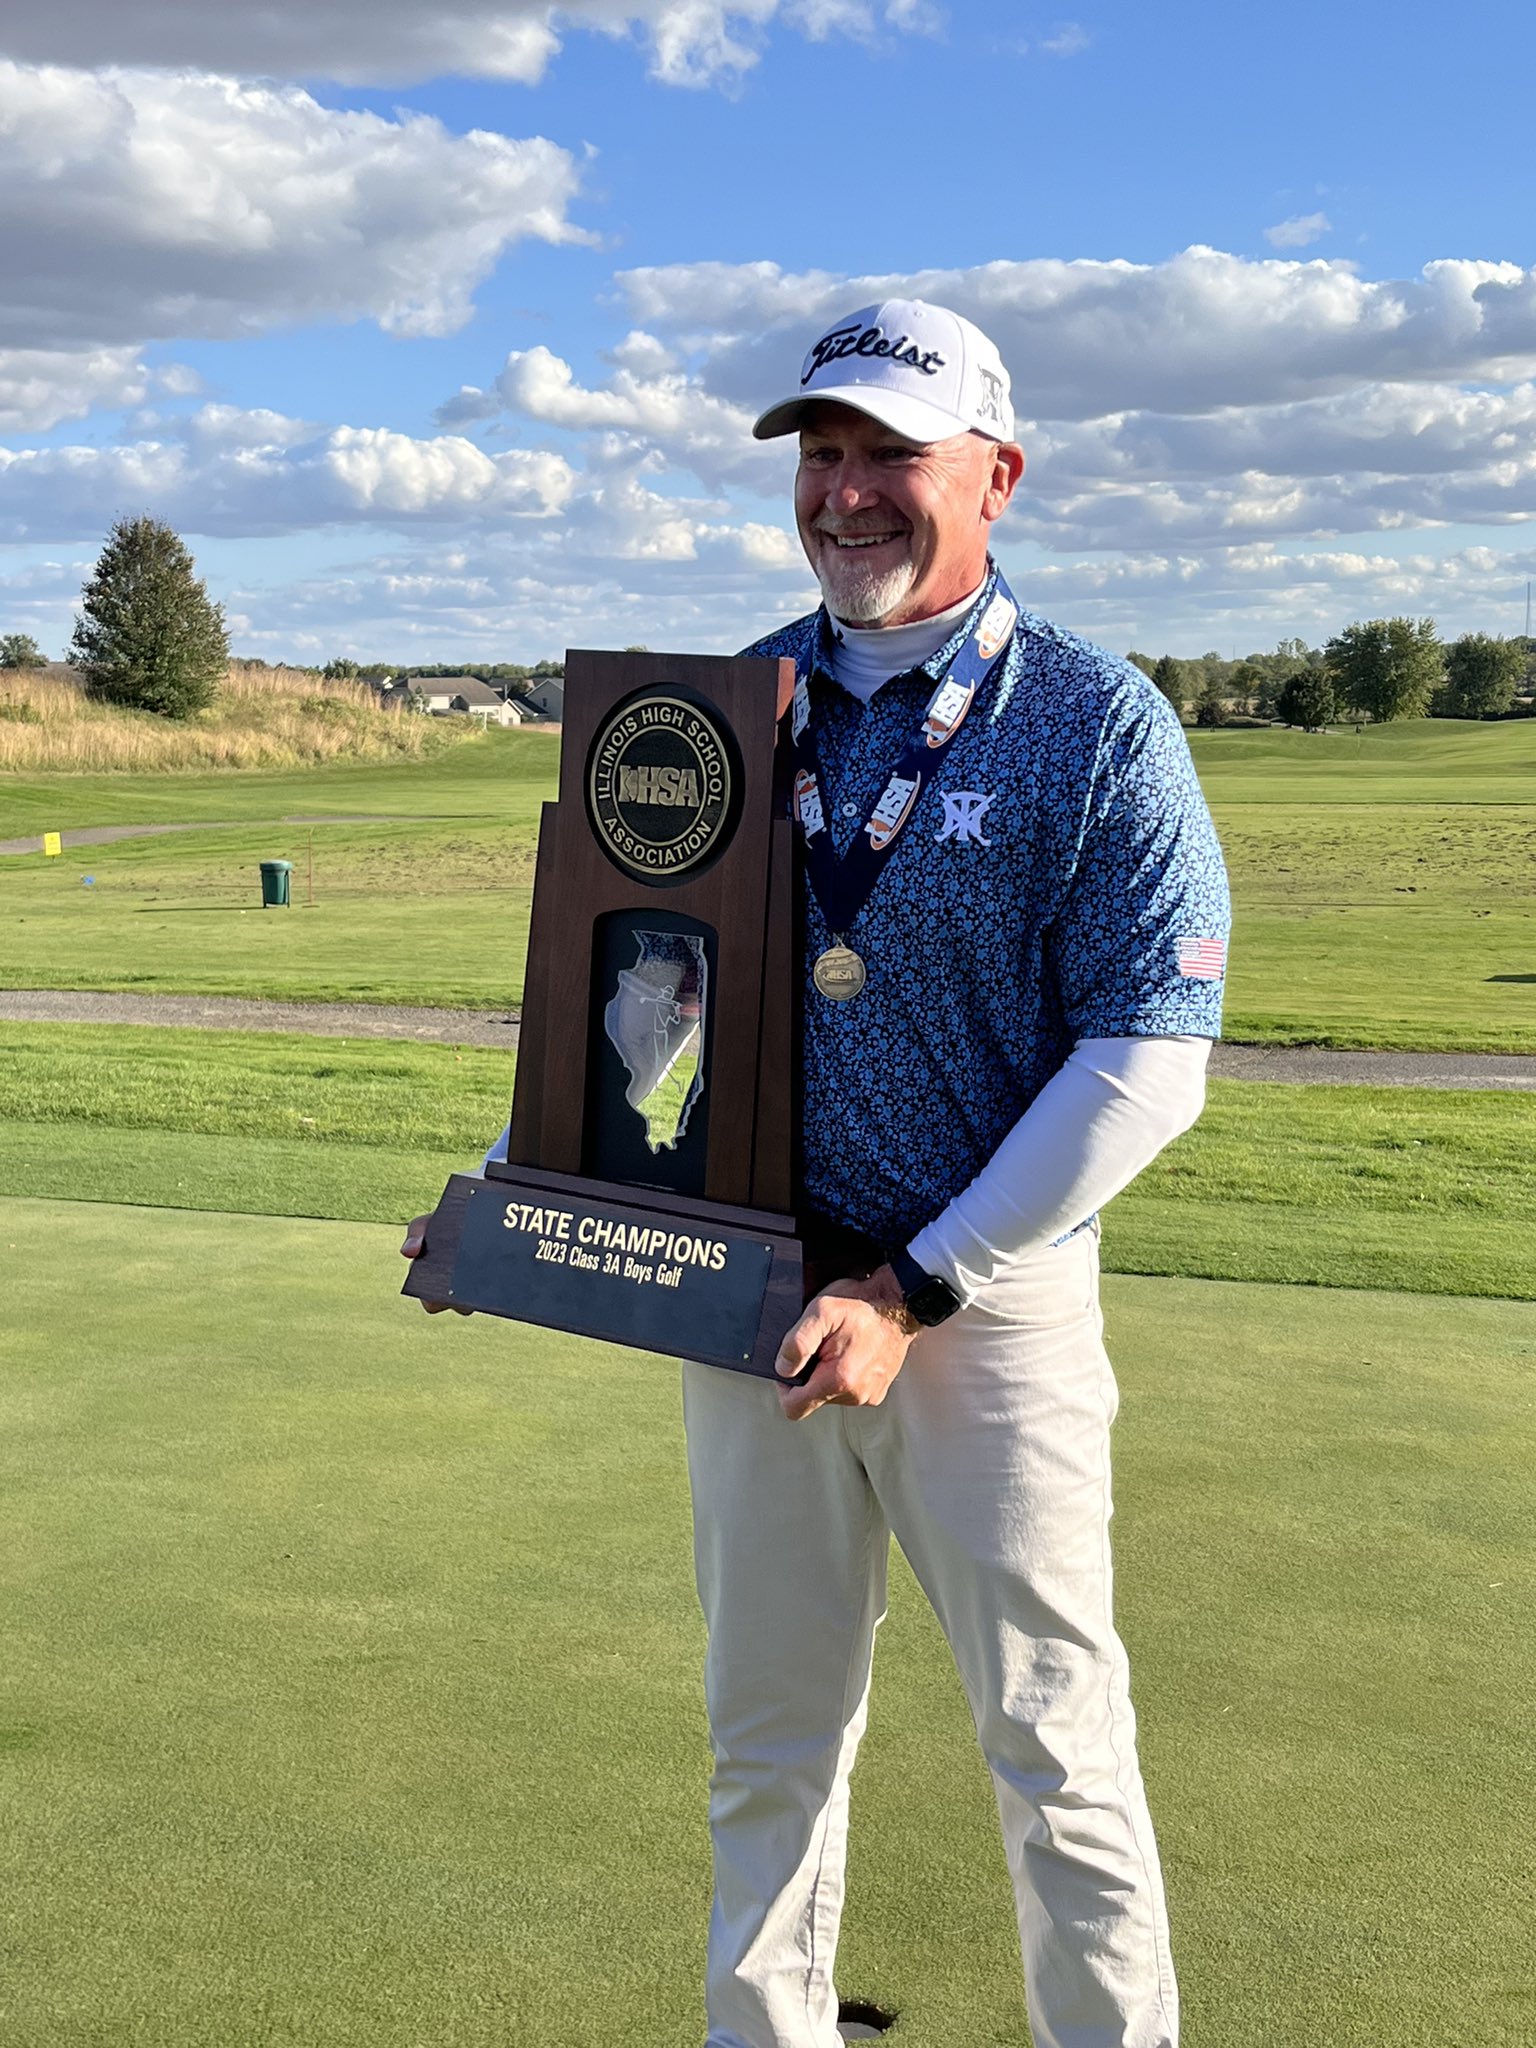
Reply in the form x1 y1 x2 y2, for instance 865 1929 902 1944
789 567 1021 939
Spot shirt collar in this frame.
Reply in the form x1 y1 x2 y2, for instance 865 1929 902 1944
810 559 1002 692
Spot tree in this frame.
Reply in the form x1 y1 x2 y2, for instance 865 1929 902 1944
1324 616 1442 722
0 633 46 668
1150 655 1184 716
322 656 360 681
1125 650 1156 679
1228 660 1264 711
1277 669 1336 731
1193 673 1229 727
1438 633 1523 719
1275 636 1321 670
71 516 228 717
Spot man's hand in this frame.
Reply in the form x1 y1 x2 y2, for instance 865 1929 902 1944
774 1264 919 1422
399 1212 473 1315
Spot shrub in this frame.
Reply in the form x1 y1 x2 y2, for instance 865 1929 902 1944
1277 670 1337 731
1437 634 1524 719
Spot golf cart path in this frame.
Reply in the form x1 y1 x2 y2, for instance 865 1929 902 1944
0 989 521 1047
0 816 406 856
2 988 1533 1085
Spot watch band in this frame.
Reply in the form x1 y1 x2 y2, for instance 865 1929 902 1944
888 1245 963 1327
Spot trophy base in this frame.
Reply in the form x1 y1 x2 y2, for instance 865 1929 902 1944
402 1163 806 1381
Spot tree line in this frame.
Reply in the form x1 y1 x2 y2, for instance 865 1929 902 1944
314 657 565 688
1127 622 1536 730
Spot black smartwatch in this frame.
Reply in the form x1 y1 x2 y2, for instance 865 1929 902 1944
887 1245 963 1328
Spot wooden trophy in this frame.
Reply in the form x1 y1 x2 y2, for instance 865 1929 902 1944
402 648 808 1379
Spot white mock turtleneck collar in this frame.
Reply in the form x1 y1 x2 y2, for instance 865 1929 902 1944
827 581 987 704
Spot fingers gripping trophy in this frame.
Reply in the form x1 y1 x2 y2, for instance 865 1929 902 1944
402 297 1231 2048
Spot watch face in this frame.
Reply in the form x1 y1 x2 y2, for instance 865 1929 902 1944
908 1276 961 1326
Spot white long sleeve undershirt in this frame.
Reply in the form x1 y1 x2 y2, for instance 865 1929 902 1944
906 1035 1210 1303
476 1035 1209 1305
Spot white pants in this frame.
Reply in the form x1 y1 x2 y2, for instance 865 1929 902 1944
682 1227 1178 2048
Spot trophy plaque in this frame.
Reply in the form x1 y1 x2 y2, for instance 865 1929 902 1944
402 648 810 1380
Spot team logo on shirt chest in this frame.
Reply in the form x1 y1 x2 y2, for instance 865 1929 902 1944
935 790 994 846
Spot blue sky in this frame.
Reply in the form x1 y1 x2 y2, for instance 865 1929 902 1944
2 0 1535 663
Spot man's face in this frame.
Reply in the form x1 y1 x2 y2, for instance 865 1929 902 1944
794 402 1023 626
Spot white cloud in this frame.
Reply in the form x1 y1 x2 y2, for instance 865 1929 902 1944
619 248 1536 418
783 0 936 43
0 1 931 90
0 346 152 431
435 340 786 492
0 63 588 354
1028 382 1536 488
12 221 1536 655
433 326 1536 558
199 530 1536 664
215 500 818 661
1040 22 1090 56
1265 211 1332 250
1018 541 1536 649
0 413 575 542
1004 381 1536 549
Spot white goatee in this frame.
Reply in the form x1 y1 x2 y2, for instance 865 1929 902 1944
815 555 917 625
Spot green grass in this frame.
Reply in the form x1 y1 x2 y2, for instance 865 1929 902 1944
1215 801 1536 1050
4 717 1534 1045
1 811 543 1009
0 1120 466 1232
1188 717 1536 1053
1189 712 1536 805
0 1022 513 1151
2 1022 1534 1299
1 1197 1531 2046
1109 1078 1536 1298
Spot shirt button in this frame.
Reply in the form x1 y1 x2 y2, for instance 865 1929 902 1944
842 802 857 818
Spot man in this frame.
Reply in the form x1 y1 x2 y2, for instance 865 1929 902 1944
406 298 1229 2048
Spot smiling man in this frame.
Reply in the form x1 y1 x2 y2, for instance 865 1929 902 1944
682 300 1232 2048
405 298 1230 2048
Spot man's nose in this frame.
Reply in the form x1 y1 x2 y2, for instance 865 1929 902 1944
826 465 880 512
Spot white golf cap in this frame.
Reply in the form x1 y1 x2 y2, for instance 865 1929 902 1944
752 298 1015 445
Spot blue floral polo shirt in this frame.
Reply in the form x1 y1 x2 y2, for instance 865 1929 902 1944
741 571 1232 1248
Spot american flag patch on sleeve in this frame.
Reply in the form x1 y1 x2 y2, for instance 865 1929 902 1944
1175 937 1226 980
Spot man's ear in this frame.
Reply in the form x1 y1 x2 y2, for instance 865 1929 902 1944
983 442 1025 524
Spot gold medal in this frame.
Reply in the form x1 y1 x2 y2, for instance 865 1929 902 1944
813 944 866 1002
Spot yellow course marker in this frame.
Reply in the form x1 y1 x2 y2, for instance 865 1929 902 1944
42 831 61 858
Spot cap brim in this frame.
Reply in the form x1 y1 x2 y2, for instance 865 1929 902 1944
752 383 990 444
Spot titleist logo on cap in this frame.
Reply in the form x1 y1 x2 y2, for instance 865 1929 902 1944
802 323 948 387
752 297 1013 443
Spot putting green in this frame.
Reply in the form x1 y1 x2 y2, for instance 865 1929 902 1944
2 1198 1531 2046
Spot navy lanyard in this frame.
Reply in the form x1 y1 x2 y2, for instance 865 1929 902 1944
789 568 1020 938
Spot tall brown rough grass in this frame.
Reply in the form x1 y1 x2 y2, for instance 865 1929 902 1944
0 661 475 773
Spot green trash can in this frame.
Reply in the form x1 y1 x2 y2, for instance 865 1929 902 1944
259 859 293 908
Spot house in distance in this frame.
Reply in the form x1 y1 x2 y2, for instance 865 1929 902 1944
384 676 526 726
